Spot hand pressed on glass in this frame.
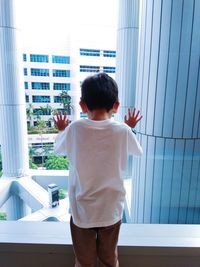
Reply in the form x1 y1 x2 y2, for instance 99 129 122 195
124 108 142 128
54 112 69 131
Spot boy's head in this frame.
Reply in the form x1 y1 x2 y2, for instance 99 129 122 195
80 73 119 112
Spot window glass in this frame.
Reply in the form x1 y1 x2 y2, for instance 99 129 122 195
52 56 70 64
31 68 49 76
32 95 50 103
30 54 49 62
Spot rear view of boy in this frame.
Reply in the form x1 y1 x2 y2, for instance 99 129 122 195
54 73 143 267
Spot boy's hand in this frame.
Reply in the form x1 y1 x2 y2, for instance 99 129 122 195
124 108 142 128
54 112 69 131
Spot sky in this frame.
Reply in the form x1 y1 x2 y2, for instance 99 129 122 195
16 0 119 50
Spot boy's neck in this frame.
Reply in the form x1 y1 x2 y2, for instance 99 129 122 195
87 109 112 121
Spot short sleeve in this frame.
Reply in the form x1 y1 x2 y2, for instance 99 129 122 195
54 127 70 156
127 128 143 156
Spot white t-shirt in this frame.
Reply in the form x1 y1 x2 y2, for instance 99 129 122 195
54 118 143 228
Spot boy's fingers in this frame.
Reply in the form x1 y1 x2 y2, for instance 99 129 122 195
124 115 127 122
135 110 140 119
59 111 62 120
136 115 143 123
128 108 131 118
63 112 67 121
132 108 136 117
56 112 59 121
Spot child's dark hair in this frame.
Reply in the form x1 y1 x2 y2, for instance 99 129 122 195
81 73 119 111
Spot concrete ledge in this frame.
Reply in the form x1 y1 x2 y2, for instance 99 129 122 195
1 222 200 267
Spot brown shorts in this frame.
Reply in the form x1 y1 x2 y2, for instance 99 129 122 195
70 217 121 267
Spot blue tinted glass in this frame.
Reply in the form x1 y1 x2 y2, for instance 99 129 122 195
23 54 27 61
25 95 29 102
31 68 49 76
52 56 70 64
24 68 28 75
54 96 62 103
103 50 116 57
32 96 50 103
52 70 70 77
24 82 28 89
80 65 100 72
80 48 100 56
103 66 116 73
53 83 70 90
32 82 50 90
30 54 49 62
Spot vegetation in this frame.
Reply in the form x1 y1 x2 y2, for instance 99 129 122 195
28 127 58 134
44 154 69 170
59 91 72 114
0 212 7 220
29 158 38 169
59 189 67 200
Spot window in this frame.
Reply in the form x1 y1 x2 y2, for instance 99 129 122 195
103 66 116 73
33 108 51 116
53 69 70 77
32 82 50 90
53 83 70 90
80 48 100 57
80 65 100 72
32 95 50 103
54 96 62 103
23 54 27 61
31 68 49 76
24 68 28 76
25 95 29 103
24 82 28 89
103 50 116 57
52 56 70 64
30 54 49 63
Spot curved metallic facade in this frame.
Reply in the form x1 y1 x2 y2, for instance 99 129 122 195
117 0 200 223
0 0 29 177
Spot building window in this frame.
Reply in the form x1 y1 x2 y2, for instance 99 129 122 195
80 48 100 57
33 108 51 116
24 68 28 76
52 56 70 64
80 65 100 72
103 66 116 73
25 95 29 103
32 95 50 103
31 68 49 76
103 50 116 57
23 54 27 61
53 69 70 77
54 96 62 103
30 54 49 63
24 82 28 89
53 83 70 90
32 82 50 90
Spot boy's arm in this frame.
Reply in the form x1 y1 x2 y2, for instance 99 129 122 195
54 112 69 156
124 108 143 156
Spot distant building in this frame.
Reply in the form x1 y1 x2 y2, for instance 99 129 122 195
23 46 116 163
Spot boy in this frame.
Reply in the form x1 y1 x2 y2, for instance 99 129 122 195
54 73 143 267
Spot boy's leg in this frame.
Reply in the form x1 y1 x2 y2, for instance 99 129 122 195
97 220 121 267
70 217 97 267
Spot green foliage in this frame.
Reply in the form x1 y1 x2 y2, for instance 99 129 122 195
59 91 72 114
36 118 47 134
28 127 58 134
29 158 38 169
59 189 67 200
0 212 7 220
44 155 69 170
